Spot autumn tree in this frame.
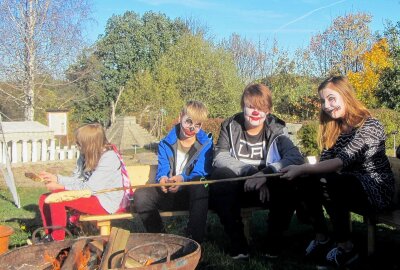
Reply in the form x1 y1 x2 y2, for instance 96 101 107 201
308 12 373 77
221 34 289 84
308 31 335 77
221 34 261 83
347 39 392 107
0 0 92 121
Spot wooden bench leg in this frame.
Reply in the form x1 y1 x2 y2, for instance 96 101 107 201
365 215 376 256
97 220 111 236
241 209 253 242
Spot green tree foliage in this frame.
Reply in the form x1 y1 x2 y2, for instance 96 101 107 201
376 21 400 110
69 11 188 124
96 11 187 84
297 121 319 156
376 68 400 111
97 11 188 123
371 109 400 156
66 50 109 124
263 73 319 122
120 33 243 125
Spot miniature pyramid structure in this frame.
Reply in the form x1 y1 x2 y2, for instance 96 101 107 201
106 116 158 151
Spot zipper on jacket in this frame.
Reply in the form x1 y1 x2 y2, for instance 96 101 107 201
181 139 210 175
164 140 177 177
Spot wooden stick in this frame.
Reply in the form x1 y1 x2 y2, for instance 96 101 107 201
99 227 130 270
44 172 282 203
132 172 282 189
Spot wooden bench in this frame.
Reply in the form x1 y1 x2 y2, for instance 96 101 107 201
362 156 400 255
80 165 157 236
80 158 400 255
79 164 257 238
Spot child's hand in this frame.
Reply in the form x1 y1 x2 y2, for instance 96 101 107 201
259 185 270 203
45 181 64 191
38 171 58 183
167 175 183 193
280 165 303 180
159 176 169 193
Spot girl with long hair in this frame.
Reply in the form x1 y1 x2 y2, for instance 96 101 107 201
38 123 125 241
281 76 394 267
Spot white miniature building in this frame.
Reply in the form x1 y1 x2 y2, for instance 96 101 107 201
0 121 55 164
0 121 78 164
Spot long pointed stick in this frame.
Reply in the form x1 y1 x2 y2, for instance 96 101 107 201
44 172 282 203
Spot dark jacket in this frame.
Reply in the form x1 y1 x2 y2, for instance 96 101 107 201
156 124 213 182
213 112 304 176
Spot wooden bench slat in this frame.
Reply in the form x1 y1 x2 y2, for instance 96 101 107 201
376 210 400 229
79 210 192 222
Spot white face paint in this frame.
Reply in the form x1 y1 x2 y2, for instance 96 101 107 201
319 87 345 119
179 114 201 139
243 106 267 128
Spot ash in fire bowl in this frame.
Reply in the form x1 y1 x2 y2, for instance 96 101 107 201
0 231 201 270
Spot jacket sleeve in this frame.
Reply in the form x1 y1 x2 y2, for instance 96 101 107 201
57 156 85 185
268 135 304 172
58 151 122 192
213 121 254 176
155 140 171 183
182 138 213 181
337 118 383 169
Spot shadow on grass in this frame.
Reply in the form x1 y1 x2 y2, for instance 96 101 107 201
0 192 20 207
5 204 42 234
197 211 400 270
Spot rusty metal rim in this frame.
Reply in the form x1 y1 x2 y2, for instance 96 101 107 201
121 242 171 269
31 226 73 244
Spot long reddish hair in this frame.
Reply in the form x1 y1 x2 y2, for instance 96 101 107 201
317 76 371 150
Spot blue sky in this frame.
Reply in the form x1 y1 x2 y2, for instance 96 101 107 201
89 0 399 52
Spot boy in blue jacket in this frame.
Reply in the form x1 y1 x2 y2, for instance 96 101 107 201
133 101 213 243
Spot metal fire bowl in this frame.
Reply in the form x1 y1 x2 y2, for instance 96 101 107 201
0 233 201 270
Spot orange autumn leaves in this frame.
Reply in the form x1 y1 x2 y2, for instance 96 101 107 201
347 39 393 107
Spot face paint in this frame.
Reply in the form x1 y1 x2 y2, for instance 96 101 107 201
319 88 345 119
180 115 201 138
244 106 267 127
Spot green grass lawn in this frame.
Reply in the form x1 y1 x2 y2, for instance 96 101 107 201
1 187 400 269
0 187 47 248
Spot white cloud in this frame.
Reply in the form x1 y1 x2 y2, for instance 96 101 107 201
274 0 347 33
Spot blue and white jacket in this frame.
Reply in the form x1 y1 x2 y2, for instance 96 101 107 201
156 124 213 183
